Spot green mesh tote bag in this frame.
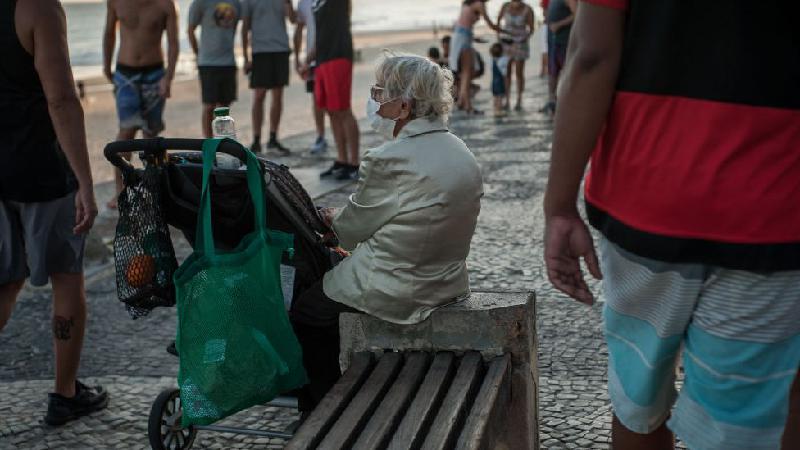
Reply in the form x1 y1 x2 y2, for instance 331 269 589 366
174 139 307 427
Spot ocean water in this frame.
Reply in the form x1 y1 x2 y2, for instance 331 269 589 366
64 0 508 70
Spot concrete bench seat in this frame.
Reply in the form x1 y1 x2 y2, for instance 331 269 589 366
286 291 538 450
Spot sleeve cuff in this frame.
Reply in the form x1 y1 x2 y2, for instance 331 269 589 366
580 0 628 10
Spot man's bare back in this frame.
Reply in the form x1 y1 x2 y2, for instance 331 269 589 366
108 0 171 66
103 0 178 88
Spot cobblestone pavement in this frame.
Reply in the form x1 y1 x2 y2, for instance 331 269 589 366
0 75 655 449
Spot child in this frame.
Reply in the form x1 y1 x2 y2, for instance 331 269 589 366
428 47 443 66
490 42 510 115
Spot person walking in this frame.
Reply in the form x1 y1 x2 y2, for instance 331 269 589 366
544 1 800 449
242 0 294 154
0 0 108 426
307 0 360 181
188 0 247 137
497 0 535 110
540 0 575 114
538 0 549 77
103 0 179 209
451 0 502 114
294 0 329 155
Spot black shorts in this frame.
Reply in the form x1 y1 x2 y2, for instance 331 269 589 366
250 52 290 89
198 66 237 104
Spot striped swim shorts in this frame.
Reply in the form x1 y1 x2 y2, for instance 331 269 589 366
599 238 800 450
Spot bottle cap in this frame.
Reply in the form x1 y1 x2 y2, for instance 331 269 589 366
213 107 230 117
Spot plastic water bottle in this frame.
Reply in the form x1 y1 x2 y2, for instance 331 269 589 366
211 107 241 169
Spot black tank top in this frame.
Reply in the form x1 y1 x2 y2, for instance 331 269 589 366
0 0 76 202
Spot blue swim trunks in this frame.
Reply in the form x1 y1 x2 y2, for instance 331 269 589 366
112 63 166 134
600 238 800 450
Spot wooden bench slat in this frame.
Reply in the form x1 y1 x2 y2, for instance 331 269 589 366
456 354 512 450
285 353 374 450
387 352 457 450
317 352 404 450
352 352 431 450
420 352 485 450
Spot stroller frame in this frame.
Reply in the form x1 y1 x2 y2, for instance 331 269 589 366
105 138 325 449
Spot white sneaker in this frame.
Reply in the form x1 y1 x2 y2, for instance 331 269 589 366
310 136 328 155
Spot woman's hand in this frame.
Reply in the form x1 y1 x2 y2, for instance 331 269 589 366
319 207 338 227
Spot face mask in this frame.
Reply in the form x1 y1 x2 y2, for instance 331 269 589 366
366 97 401 140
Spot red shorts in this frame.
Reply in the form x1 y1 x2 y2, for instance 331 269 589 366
315 58 353 111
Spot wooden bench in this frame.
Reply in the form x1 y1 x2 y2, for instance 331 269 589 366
285 351 512 450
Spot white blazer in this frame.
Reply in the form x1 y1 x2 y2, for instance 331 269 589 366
323 116 484 324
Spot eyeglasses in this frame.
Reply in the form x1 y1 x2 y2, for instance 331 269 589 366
370 85 394 103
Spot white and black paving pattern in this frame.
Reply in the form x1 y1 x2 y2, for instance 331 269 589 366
1 80 627 449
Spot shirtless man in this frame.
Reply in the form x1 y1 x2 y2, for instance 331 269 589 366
103 0 179 208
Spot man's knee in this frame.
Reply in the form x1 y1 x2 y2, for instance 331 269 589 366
253 89 267 102
327 109 345 121
50 273 86 300
0 279 25 300
117 128 137 140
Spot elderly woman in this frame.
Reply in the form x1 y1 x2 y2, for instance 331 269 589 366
290 54 483 412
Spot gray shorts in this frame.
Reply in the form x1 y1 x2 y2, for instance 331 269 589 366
0 192 86 287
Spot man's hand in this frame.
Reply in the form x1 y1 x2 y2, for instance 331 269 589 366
549 22 561 33
159 77 171 98
296 61 309 79
103 66 113 83
544 214 602 304
244 60 252 75
73 185 98 234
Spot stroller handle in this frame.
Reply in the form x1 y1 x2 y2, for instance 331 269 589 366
103 138 250 172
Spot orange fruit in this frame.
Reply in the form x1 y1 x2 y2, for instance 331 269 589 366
126 254 156 288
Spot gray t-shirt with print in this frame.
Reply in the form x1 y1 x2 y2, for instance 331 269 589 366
244 0 290 54
188 0 246 66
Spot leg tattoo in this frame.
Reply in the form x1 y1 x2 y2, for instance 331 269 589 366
53 315 75 340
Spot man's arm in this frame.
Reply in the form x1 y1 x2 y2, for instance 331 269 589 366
550 0 577 32
102 0 117 82
543 2 625 303
241 15 251 73
187 0 200 57
305 5 318 65
161 0 179 98
284 0 296 24
293 18 305 73
18 0 97 233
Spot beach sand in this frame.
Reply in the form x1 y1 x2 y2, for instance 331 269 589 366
80 27 483 186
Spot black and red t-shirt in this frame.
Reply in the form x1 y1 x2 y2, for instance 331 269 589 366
582 0 800 271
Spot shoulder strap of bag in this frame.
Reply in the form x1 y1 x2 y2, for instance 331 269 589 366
197 138 266 256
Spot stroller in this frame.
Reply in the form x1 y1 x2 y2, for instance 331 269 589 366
104 138 338 449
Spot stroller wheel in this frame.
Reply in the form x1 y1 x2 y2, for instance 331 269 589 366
148 388 197 450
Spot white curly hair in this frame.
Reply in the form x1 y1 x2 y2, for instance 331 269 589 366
374 51 455 121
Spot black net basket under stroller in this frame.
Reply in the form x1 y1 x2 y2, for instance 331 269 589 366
105 138 339 318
